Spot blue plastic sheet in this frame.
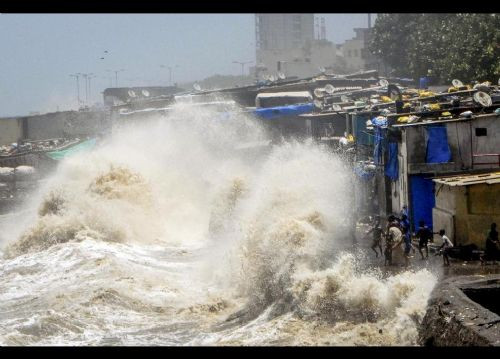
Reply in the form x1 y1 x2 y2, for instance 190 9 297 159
385 142 398 181
410 175 435 231
253 103 314 120
426 126 452 163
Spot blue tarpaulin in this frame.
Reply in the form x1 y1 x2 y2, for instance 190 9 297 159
385 142 398 181
426 126 452 163
253 103 314 120
410 175 435 231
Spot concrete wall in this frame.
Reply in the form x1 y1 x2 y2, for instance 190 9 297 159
466 184 500 246
433 183 500 248
22 110 110 140
419 275 500 346
2 111 110 146
0 117 23 146
433 184 462 242
470 116 500 169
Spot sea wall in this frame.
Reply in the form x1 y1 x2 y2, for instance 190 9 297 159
0 110 111 146
419 275 500 346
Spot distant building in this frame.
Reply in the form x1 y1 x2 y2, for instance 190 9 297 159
255 14 314 52
341 28 388 76
253 14 344 79
252 14 386 80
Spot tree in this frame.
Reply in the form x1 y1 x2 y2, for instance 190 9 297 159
370 14 500 83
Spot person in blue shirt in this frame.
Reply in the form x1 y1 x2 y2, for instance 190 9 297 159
399 214 413 266
400 205 409 219
400 214 411 242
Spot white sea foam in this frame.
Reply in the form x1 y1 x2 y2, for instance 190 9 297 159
0 103 437 345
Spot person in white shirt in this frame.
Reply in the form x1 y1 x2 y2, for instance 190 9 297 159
386 218 402 266
438 229 453 266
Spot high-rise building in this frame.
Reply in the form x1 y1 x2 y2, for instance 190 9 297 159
253 14 341 79
253 14 385 79
255 14 314 51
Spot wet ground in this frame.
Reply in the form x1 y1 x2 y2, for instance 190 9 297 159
355 223 500 279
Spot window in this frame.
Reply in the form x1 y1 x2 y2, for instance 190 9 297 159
347 50 352 57
475 128 487 136
354 49 359 57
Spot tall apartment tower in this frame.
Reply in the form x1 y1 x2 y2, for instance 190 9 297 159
255 14 314 51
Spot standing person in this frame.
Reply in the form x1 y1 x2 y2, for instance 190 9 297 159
400 205 409 219
393 229 411 268
490 223 499 242
366 216 383 257
438 229 453 266
400 214 414 254
480 223 499 265
394 214 412 267
416 220 432 260
386 217 402 266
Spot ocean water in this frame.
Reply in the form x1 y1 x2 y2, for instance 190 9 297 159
0 103 437 346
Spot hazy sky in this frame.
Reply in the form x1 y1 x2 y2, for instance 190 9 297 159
0 13 372 116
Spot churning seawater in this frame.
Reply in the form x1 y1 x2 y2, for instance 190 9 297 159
0 103 437 345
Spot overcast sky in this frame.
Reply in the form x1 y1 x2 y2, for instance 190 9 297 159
0 13 373 116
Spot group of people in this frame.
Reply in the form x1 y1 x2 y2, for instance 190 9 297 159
366 210 454 267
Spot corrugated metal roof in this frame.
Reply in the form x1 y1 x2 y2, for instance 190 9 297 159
432 171 500 186
256 91 312 99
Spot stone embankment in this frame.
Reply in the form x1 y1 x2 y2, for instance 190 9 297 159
419 274 500 346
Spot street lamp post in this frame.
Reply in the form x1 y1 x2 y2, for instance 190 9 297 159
79 73 95 106
88 74 96 105
161 65 179 86
232 60 253 76
80 73 89 105
108 69 125 87
69 73 81 107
